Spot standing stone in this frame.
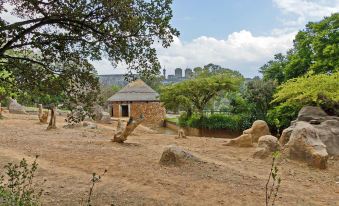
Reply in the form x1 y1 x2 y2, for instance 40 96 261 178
8 98 27 114
176 129 186 139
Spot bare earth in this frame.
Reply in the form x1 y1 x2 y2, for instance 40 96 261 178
0 113 338 206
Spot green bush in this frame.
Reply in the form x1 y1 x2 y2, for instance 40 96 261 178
0 156 45 206
178 113 254 132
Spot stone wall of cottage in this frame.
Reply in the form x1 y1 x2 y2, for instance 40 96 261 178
111 101 165 126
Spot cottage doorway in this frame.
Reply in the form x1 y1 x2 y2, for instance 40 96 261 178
121 105 129 117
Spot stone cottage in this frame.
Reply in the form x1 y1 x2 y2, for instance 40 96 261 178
107 79 165 126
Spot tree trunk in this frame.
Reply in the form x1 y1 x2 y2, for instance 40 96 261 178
0 103 3 118
47 106 57 130
112 116 144 143
38 104 48 124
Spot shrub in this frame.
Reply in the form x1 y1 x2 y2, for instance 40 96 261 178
178 113 255 131
0 156 45 206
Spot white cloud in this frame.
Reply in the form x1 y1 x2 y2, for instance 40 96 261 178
156 31 296 77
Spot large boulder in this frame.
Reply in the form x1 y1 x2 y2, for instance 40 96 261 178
224 134 253 147
279 127 294 146
297 106 330 122
100 112 112 124
159 145 201 165
286 121 328 169
313 120 339 156
243 120 271 142
281 106 339 156
93 105 104 121
253 135 281 159
8 99 27 114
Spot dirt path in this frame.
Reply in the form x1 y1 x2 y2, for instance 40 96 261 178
0 113 338 205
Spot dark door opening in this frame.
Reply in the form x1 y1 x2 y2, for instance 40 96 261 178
121 105 129 117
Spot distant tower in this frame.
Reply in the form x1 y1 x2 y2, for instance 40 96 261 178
185 68 193 78
163 68 166 79
175 68 182 78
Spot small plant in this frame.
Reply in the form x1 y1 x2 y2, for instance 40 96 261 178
265 151 281 206
0 155 45 206
82 169 107 206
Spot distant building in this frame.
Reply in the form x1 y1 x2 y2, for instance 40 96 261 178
185 68 193 78
107 79 165 125
175 68 182 78
99 74 128 86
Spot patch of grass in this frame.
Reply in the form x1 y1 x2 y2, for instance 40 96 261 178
165 117 178 124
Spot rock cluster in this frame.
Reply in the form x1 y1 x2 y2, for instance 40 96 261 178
281 106 339 169
224 120 270 147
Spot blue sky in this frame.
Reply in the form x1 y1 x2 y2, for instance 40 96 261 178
93 0 338 77
171 0 283 41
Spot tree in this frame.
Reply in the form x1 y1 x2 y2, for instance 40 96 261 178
271 71 339 115
260 13 339 83
98 85 121 105
0 0 179 108
259 53 287 84
160 70 243 115
244 78 277 120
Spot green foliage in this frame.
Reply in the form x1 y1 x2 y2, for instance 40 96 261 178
260 13 339 83
178 113 253 131
272 72 339 114
265 151 282 206
244 78 277 120
98 85 121 105
267 103 302 134
160 67 243 115
0 156 44 206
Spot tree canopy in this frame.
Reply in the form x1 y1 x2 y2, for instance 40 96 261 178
260 13 338 83
160 69 243 115
0 0 178 109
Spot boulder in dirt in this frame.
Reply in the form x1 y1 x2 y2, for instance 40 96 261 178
286 121 328 169
100 112 112 124
83 121 98 129
224 134 253 147
159 145 201 165
253 135 281 159
93 105 104 121
8 99 27 114
243 120 270 142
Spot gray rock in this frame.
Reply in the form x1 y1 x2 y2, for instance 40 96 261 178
100 112 112 124
8 99 27 114
253 135 281 159
286 121 328 169
159 145 201 165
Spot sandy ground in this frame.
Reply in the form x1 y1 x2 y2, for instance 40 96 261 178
0 113 338 206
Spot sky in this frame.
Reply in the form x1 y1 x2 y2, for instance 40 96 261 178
93 0 339 77
1 0 338 78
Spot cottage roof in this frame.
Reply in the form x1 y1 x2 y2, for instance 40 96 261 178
107 79 160 102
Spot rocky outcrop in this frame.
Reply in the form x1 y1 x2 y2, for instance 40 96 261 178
280 106 339 156
243 120 271 142
224 134 253 147
286 121 328 169
93 105 104 121
8 99 27 114
313 120 339 156
225 120 270 147
159 145 201 165
253 135 281 159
